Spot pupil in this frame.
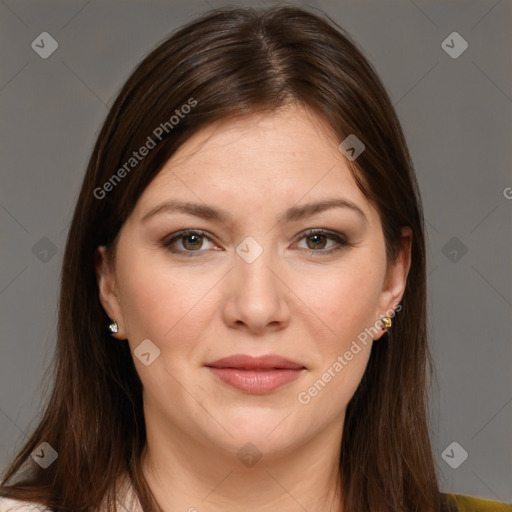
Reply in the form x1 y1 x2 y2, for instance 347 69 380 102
309 234 326 249
185 234 201 249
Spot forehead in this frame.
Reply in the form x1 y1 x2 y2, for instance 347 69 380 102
132 105 377 225
161 105 341 175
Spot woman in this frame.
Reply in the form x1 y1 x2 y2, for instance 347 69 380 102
1 5 510 512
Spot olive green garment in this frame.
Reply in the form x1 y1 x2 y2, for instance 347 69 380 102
444 493 512 511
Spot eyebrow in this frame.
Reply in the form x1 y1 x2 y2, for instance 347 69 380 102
141 198 368 226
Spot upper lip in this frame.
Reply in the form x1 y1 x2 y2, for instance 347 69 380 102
205 354 305 370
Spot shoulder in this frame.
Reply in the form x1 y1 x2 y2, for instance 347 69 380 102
0 497 50 512
443 492 512 511
0 475 140 512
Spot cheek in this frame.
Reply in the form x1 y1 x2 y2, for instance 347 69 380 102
115 247 220 349
296 258 384 346
298 255 385 412
114 245 179 338
295 268 378 415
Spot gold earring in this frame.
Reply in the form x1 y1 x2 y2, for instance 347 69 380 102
381 316 392 330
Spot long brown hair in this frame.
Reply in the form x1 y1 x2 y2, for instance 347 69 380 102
1 6 449 511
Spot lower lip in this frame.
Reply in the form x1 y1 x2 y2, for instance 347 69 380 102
207 367 305 394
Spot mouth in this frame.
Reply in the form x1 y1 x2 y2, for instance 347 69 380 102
205 354 306 394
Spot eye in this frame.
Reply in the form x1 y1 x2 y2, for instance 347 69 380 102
163 230 216 256
294 229 350 255
162 228 351 257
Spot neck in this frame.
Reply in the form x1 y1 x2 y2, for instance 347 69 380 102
141 414 345 512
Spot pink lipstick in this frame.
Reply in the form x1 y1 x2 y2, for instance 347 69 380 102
205 354 306 394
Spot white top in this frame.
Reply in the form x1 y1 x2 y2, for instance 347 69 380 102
0 499 49 512
0 477 143 512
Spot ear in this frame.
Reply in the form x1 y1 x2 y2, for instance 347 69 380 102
373 226 412 341
94 245 128 340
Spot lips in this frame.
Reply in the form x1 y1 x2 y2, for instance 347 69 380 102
205 354 305 371
205 354 306 394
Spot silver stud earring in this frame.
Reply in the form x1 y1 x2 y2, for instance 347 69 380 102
108 320 119 335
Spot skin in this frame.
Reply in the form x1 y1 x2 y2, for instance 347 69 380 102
96 104 412 512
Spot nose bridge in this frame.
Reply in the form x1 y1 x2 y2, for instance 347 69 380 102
234 234 279 293
224 233 290 331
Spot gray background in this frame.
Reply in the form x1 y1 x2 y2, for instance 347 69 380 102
1 0 511 503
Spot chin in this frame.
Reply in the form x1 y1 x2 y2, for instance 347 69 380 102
201 411 306 455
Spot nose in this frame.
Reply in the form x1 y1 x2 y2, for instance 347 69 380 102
221 239 291 335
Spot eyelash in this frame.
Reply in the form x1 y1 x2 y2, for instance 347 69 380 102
162 229 351 257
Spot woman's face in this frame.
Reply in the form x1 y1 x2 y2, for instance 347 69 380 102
96 105 411 463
